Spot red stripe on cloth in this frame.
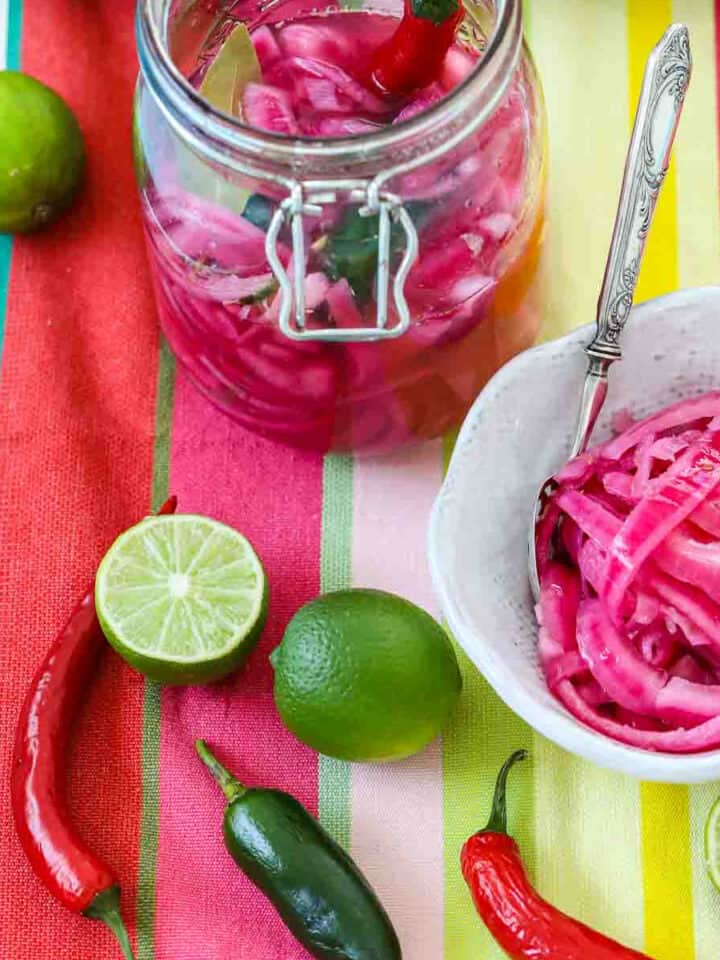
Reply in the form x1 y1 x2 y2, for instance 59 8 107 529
153 370 322 960
0 3 159 959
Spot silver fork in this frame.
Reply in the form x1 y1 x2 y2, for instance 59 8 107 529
528 23 692 601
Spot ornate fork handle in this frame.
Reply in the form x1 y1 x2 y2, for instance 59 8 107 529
567 24 691 460
588 23 691 361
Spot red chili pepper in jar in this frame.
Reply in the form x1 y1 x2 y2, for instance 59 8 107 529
461 750 655 960
369 0 464 97
11 497 177 960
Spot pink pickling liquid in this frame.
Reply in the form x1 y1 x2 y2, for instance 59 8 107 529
140 9 545 452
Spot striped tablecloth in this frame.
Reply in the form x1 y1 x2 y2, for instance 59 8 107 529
1 1 720 958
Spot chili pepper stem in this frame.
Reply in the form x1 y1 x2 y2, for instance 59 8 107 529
84 886 136 960
158 494 178 515
480 750 528 835
195 739 247 801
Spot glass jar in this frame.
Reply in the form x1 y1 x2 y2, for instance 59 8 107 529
135 0 546 453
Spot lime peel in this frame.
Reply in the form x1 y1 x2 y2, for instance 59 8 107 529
0 70 85 234
271 588 462 762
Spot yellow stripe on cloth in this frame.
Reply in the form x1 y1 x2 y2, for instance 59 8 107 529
627 3 695 957
641 781 696 958
627 2 679 305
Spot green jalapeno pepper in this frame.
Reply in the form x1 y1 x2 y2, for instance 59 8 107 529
196 739 402 960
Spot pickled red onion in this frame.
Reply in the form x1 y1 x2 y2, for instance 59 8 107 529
535 393 720 753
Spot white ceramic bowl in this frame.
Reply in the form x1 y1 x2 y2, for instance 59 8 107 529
429 287 720 783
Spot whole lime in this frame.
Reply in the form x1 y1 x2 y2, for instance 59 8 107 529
0 71 85 234
271 589 462 761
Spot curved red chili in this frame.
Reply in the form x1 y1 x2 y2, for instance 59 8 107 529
369 0 463 97
461 751 654 960
11 496 177 960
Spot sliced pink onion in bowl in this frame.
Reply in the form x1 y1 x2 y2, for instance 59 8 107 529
638 623 678 668
575 599 666 715
537 561 581 663
556 679 720 753
535 394 720 753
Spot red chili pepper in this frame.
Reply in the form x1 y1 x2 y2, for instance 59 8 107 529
461 751 655 960
11 496 177 960
369 0 463 97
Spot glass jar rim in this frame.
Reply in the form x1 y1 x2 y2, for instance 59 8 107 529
137 0 521 171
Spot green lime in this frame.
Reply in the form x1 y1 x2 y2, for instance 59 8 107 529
271 589 462 761
705 794 720 891
0 71 85 234
96 514 268 684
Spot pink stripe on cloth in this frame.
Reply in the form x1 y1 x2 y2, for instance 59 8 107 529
154 370 323 960
351 440 445 960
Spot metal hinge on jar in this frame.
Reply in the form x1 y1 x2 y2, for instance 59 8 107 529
264 181 419 342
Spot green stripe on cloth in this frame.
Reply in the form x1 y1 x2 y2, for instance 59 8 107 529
151 339 175 512
137 682 163 960
320 454 353 593
522 0 532 36
318 454 353 847
137 339 176 960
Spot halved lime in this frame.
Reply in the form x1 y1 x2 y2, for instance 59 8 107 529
706 794 720 891
96 515 267 684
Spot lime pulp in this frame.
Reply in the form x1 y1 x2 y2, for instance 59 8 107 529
95 514 268 684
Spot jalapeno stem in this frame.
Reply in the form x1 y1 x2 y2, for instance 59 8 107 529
195 739 247 801
480 750 528 836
